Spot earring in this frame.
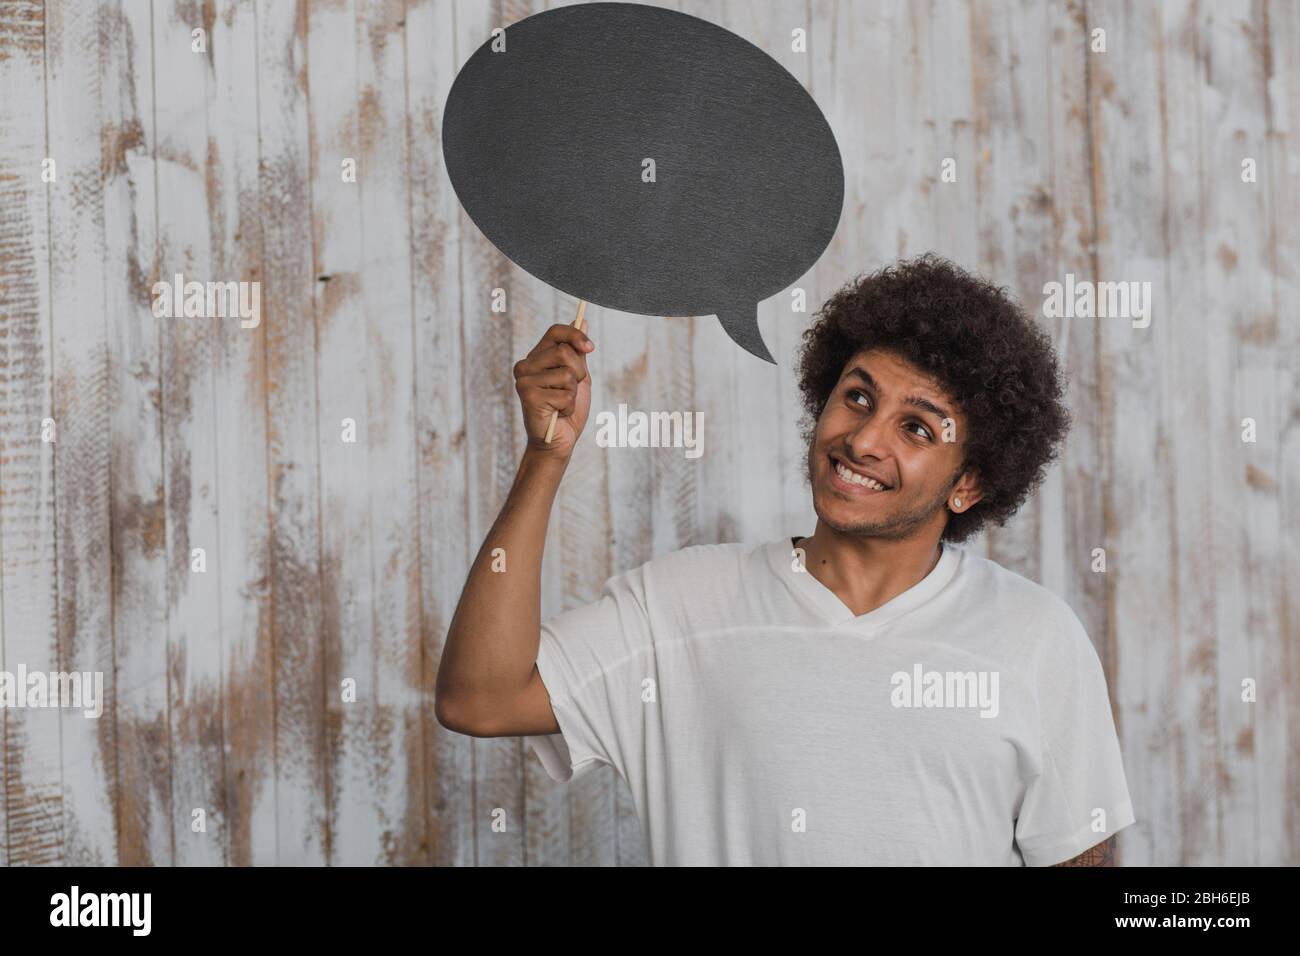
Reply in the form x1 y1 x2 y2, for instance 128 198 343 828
952 497 962 510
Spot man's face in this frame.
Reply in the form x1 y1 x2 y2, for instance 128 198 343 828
805 348 973 541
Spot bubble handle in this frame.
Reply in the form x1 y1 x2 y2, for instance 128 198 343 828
544 299 589 443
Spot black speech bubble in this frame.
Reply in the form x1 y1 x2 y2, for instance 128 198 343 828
442 2 844 363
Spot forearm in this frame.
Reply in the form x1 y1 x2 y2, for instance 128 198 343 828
437 448 567 713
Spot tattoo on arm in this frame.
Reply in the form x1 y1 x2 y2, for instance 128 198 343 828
1052 835 1116 867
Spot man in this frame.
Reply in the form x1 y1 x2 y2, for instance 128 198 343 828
436 254 1136 866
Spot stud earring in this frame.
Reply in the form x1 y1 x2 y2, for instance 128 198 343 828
952 497 962 510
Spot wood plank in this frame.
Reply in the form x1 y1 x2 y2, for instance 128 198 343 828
922 0 980 266
1198 0 1279 866
306 0 372 866
1086 0 1185 866
200 0 272 866
345 0 425 865
308 0 428 866
0 0 61 866
405 0 476 868
257 0 328 866
102 0 170 864
1040 0 1119 852
45 0 121 867
149 0 230 867
1264 0 1300 866
807 0 899 282
1041 0 1107 671
1252 0 1295 866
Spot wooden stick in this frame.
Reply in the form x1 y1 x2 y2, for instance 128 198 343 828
544 299 588 444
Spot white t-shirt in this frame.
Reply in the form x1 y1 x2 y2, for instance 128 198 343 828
526 538 1136 865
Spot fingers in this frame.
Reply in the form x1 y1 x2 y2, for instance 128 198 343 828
514 346 587 390
516 366 582 416
515 327 593 383
517 365 582 394
521 325 592 371
531 322 594 358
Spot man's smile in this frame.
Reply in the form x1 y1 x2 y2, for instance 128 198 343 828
827 453 894 495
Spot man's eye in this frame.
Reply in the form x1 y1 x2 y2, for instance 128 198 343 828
846 391 930 440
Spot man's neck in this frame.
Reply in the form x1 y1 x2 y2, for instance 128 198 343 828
795 524 944 618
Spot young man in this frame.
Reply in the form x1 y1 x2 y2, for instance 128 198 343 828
436 254 1136 866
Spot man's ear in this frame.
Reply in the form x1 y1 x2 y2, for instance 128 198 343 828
951 469 983 511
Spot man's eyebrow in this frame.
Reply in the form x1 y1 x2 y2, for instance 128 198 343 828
843 366 952 422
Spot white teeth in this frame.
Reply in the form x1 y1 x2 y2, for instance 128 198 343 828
835 461 887 491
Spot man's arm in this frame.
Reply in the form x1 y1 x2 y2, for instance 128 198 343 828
434 323 594 738
1052 835 1116 866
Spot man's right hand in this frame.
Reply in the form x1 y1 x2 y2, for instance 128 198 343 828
514 322 594 460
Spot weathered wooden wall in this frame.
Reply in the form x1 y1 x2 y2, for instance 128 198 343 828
0 0 1294 866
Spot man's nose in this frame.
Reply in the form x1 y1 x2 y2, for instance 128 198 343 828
845 413 893 461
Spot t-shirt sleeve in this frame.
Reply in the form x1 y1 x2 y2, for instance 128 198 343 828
524 563 654 785
1014 604 1137 866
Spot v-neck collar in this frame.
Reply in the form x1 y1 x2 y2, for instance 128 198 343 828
768 536 962 629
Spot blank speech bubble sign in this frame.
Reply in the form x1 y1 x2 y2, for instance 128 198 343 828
442 1 845 363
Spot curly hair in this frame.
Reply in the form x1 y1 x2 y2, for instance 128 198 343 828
796 253 1071 544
